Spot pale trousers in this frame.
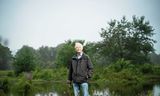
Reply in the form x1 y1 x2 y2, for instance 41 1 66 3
73 82 89 96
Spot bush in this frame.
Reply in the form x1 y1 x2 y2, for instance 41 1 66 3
108 59 136 72
33 68 67 80
0 78 10 93
139 64 153 74
33 69 53 80
153 65 160 75
11 76 35 96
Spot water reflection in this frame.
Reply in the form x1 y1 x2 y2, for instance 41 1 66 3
153 84 160 96
0 80 160 96
35 92 58 96
93 89 109 96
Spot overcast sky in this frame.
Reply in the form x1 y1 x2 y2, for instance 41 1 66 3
0 0 160 54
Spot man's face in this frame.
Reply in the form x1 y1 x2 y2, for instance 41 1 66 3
75 45 83 53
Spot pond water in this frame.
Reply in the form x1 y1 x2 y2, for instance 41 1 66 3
153 85 160 96
0 81 160 96
92 84 160 96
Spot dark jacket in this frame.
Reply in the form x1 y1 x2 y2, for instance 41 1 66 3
68 53 93 83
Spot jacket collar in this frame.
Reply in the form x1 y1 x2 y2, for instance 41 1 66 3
72 53 85 60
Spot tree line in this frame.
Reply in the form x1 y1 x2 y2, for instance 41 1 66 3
0 16 160 76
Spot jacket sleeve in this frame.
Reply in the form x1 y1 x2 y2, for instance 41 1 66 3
68 61 73 81
87 56 93 78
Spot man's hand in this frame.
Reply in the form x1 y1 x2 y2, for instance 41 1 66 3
66 80 71 84
66 80 72 87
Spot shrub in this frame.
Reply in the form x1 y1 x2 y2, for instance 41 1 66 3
139 64 153 74
153 65 160 75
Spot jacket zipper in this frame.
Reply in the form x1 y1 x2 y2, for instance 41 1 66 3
75 59 78 76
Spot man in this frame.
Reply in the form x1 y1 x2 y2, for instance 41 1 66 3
67 42 93 96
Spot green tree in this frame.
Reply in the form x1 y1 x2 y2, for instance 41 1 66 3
0 43 12 70
99 16 155 64
13 45 38 75
37 46 56 68
84 42 100 66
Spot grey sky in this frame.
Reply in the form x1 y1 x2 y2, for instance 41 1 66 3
0 0 160 53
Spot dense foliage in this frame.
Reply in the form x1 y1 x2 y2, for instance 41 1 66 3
37 46 56 68
0 43 12 70
99 16 155 64
13 46 38 75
